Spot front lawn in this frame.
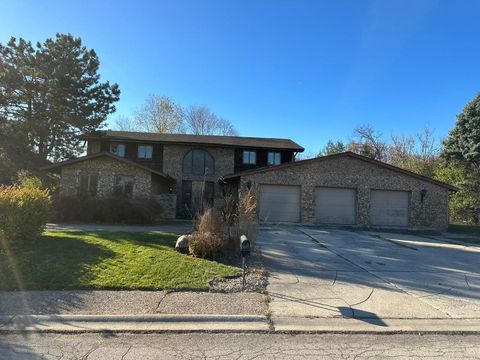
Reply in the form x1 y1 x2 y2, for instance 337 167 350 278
0 231 240 290
446 224 480 245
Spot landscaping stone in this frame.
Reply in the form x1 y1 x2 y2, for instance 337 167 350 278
175 234 192 253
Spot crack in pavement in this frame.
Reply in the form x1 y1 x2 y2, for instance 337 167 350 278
154 292 168 313
296 228 454 319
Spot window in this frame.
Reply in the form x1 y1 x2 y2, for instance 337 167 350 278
268 152 281 165
182 180 215 214
183 149 215 175
110 143 125 157
243 150 257 165
114 175 134 198
138 145 153 159
79 173 98 197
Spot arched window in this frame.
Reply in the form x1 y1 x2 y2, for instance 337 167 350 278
183 149 215 175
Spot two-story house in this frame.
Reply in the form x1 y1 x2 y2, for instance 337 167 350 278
43 131 304 219
43 130 456 230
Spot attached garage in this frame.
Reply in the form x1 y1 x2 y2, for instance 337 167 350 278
315 187 356 225
225 152 456 231
259 185 300 223
370 190 410 227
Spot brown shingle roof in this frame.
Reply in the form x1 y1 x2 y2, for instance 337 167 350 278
82 131 305 151
223 151 458 191
41 152 176 183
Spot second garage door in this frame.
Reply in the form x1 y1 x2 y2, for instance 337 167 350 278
259 185 300 223
315 187 356 225
370 190 409 227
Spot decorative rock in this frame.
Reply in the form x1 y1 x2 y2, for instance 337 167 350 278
175 234 193 253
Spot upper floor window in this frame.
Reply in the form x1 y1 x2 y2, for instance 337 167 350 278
268 152 281 165
110 143 125 157
243 150 256 165
138 145 153 159
183 149 215 175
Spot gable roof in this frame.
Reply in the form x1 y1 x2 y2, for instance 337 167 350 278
223 151 457 191
82 131 305 152
41 152 176 183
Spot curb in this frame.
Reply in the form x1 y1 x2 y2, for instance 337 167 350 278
2 314 480 334
0 314 270 333
271 316 480 334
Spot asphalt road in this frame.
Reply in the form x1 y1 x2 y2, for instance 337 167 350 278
1 333 479 359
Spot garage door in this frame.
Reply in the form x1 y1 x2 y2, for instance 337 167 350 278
315 187 356 225
370 190 409 227
259 185 300 223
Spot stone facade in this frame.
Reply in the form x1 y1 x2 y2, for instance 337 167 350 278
162 144 235 213
60 156 152 199
241 156 450 230
153 193 177 219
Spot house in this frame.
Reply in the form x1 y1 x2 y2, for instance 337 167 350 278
43 130 455 230
43 131 304 219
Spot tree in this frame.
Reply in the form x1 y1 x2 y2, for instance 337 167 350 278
113 115 135 131
349 124 389 161
318 140 347 156
0 34 120 163
185 105 238 136
389 127 439 177
434 167 480 224
134 95 185 133
442 93 480 169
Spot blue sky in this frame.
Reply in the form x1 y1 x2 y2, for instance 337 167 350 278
1 0 479 153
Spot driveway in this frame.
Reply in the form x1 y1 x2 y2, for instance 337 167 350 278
259 226 480 326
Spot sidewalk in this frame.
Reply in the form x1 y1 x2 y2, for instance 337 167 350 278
0 290 268 316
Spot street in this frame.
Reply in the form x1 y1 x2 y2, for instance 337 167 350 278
1 333 479 359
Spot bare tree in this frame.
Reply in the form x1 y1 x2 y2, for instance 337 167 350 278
185 105 238 136
349 124 389 161
135 95 185 134
113 115 136 131
390 127 439 176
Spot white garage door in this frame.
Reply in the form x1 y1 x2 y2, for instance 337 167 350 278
315 187 356 225
259 185 300 223
370 190 409 227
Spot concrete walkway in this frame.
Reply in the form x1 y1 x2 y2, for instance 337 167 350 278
259 226 480 331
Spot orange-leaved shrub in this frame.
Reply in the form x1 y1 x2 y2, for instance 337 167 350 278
0 185 52 242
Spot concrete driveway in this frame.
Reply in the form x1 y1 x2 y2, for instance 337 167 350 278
259 226 480 327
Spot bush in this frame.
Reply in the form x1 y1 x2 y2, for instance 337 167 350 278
189 231 225 259
189 208 233 259
53 196 163 224
0 186 52 243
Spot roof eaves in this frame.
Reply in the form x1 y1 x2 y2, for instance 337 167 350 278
223 152 458 191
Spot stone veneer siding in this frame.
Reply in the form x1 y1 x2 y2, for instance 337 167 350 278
153 194 177 219
162 144 235 213
60 156 152 199
241 156 450 230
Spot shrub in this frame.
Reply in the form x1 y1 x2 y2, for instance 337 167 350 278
52 196 163 224
0 186 52 243
221 185 258 247
189 231 225 259
15 170 43 189
189 208 234 259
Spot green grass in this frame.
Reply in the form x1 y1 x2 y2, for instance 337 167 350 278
446 224 480 245
448 224 480 236
0 231 240 291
